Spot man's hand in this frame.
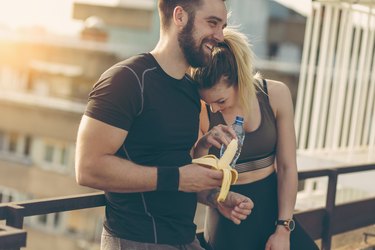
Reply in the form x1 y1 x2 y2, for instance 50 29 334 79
217 191 254 224
179 164 223 192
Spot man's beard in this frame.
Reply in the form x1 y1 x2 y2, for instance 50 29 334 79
178 17 210 68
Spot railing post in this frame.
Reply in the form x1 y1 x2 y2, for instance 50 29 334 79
5 205 25 229
322 169 338 250
1 204 26 250
0 225 27 250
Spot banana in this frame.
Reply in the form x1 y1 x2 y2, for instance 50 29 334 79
192 139 239 202
218 138 238 170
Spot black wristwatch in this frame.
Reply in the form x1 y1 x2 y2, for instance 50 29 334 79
275 218 295 232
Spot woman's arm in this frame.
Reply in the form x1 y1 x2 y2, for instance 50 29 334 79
266 80 298 249
193 101 235 158
269 80 298 222
193 101 211 158
194 102 253 224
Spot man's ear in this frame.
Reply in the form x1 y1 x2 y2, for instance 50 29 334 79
173 6 188 28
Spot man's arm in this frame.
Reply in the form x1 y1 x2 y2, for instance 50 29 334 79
75 115 157 192
75 115 224 193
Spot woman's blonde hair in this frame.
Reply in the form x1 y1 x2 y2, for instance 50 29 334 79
191 27 261 115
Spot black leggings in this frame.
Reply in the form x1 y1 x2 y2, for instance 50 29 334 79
204 172 319 250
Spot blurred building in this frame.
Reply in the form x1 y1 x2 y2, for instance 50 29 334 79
0 1 156 249
0 28 117 248
227 0 308 104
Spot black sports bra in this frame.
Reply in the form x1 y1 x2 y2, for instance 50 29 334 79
207 79 277 173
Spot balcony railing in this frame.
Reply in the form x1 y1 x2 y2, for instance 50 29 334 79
1 163 375 250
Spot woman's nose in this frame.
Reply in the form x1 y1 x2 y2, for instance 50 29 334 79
210 104 221 113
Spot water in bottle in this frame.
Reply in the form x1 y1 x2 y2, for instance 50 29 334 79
220 116 245 168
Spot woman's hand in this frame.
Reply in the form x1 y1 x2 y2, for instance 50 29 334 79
217 191 254 225
265 227 290 250
197 124 236 150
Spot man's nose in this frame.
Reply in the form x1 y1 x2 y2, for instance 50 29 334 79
213 28 224 42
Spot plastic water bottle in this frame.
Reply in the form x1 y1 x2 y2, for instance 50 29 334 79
220 116 245 168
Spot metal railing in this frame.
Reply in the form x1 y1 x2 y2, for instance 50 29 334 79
1 163 375 250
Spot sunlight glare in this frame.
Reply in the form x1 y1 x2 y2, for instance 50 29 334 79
0 0 82 35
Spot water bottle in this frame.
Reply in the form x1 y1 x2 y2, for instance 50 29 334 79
220 116 245 168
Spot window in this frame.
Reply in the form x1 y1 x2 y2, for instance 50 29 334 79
44 145 54 163
31 213 64 232
298 180 305 192
0 132 33 164
268 43 279 59
60 147 67 165
8 133 18 153
54 213 61 227
37 214 48 224
41 141 71 173
0 131 4 151
32 78 50 96
0 190 12 203
312 181 318 191
24 136 32 156
0 187 30 203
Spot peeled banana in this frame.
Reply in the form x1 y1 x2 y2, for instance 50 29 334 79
192 139 239 202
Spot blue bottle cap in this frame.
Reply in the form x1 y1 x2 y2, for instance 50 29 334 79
235 116 244 123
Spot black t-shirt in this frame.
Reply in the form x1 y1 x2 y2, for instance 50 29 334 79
85 53 201 244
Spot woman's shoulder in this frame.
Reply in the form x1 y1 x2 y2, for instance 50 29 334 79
265 79 288 90
264 79 291 99
263 79 293 114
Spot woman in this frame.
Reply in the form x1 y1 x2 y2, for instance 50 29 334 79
192 28 319 250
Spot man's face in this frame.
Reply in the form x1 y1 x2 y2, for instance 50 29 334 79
178 16 204 68
178 0 227 67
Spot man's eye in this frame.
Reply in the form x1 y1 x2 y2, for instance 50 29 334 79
208 21 218 27
218 100 225 104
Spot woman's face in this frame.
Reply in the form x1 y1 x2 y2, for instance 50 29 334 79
199 76 238 113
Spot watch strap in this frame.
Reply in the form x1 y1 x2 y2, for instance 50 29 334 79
275 218 295 232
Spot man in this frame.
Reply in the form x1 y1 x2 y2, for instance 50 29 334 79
75 0 252 249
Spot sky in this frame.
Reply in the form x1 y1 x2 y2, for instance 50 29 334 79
0 0 154 35
0 0 103 35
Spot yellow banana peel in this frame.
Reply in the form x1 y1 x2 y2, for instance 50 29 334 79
192 139 239 202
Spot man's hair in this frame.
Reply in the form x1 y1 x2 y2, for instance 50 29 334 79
158 0 202 28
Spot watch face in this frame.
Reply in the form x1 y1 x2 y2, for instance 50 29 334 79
288 219 295 231
276 219 296 231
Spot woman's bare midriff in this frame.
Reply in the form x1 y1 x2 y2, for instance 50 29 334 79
234 164 275 185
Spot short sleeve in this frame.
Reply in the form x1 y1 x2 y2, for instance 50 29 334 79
85 66 142 131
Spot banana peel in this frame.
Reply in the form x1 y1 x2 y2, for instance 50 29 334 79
192 139 239 202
